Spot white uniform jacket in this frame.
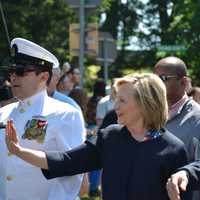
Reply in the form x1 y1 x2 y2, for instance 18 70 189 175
0 90 86 200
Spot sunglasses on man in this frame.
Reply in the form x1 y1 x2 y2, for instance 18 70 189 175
9 66 40 77
159 74 178 82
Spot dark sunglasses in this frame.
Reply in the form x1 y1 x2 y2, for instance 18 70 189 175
9 67 37 77
159 74 178 82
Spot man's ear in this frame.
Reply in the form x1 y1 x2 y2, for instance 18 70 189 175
40 71 49 82
180 76 188 88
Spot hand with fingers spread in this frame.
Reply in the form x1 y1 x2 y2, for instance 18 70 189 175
166 170 188 200
5 119 48 169
6 120 21 155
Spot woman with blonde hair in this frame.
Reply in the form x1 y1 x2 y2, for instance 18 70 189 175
6 73 190 200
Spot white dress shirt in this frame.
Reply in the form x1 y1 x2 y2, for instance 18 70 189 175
0 89 85 200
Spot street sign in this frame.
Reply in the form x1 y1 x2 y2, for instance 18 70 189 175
157 45 186 52
97 32 117 63
65 0 102 16
69 23 98 57
97 32 117 84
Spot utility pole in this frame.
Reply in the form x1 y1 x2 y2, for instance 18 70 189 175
79 0 85 87
0 1 10 52
97 32 117 85
65 0 101 88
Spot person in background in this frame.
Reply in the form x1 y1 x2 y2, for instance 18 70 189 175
68 87 90 198
85 80 106 197
5 73 191 200
96 83 116 127
167 160 200 200
57 63 81 95
47 62 81 111
47 62 86 200
154 56 200 200
69 66 81 88
61 62 71 75
46 58 86 200
57 73 74 96
0 38 85 200
188 86 200 104
0 80 14 107
89 81 116 197
61 62 81 88
69 87 89 120
86 80 106 128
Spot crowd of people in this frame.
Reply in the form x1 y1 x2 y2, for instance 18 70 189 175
1 37 200 200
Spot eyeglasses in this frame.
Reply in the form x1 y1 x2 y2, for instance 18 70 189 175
159 74 178 82
9 67 37 77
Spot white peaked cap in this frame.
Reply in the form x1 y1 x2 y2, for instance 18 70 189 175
10 38 59 69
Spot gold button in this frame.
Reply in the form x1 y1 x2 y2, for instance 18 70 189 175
6 176 14 181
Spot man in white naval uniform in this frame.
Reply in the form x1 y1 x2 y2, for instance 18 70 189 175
0 38 85 200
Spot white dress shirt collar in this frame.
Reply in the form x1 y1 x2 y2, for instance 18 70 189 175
17 90 47 113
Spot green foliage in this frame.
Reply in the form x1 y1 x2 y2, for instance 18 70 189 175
0 0 74 64
84 65 101 93
100 1 138 43
121 67 151 77
137 0 200 84
1 0 200 85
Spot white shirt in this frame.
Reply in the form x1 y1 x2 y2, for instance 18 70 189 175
0 89 85 200
96 95 114 119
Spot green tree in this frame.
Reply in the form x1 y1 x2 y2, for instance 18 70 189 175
101 1 138 50
137 0 200 83
99 0 139 77
0 0 75 65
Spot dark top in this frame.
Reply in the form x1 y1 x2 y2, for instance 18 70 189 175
42 125 191 200
180 161 200 190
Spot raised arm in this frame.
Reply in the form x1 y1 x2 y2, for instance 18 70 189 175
6 120 48 169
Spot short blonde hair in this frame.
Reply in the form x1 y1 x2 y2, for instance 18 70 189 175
114 73 168 131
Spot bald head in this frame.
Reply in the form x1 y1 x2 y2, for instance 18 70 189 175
154 56 189 106
154 56 187 77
